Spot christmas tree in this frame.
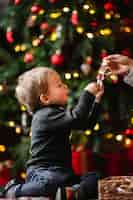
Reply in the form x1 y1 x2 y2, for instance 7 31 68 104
0 0 133 178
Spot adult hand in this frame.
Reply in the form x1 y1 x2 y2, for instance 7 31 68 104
85 82 104 103
102 54 133 75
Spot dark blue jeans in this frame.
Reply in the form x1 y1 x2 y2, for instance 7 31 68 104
15 166 99 199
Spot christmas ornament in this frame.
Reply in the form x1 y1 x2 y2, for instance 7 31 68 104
6 27 14 43
80 63 91 76
31 4 41 14
24 52 34 63
100 49 108 59
104 2 114 11
51 51 64 66
32 36 44 47
56 24 62 38
90 20 98 29
40 22 49 31
124 128 133 135
81 56 93 76
71 10 78 26
14 0 21 5
110 74 118 84
85 56 93 65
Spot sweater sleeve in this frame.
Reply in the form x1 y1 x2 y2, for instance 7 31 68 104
34 90 101 131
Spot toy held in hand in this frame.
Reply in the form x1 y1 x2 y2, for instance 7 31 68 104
97 60 112 87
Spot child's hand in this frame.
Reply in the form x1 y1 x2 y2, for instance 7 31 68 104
85 82 104 102
95 83 104 103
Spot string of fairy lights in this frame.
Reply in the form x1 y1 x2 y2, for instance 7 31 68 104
6 1 133 60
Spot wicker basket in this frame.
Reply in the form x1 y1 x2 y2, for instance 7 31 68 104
98 176 133 200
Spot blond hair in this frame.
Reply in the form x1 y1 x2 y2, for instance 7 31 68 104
15 67 55 115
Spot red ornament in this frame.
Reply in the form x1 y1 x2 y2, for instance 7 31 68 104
14 0 21 5
124 128 133 135
90 21 98 29
71 11 78 26
104 2 114 11
85 56 93 65
51 51 64 66
31 5 42 14
100 49 108 59
24 52 34 63
49 0 58 3
40 22 49 31
6 28 14 43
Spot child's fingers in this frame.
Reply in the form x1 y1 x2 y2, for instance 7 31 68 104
97 79 103 89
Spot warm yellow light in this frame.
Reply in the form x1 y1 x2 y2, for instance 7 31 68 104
100 28 112 36
20 172 26 179
94 123 100 131
39 9 45 15
15 126 21 134
130 117 133 124
86 32 94 39
110 74 118 81
63 7 70 13
8 121 15 127
50 32 57 41
21 105 27 111
89 9 96 15
83 4 90 10
115 134 123 142
14 45 21 52
125 138 131 144
0 145 6 152
31 15 37 21
49 12 62 19
32 39 39 47
114 13 120 19
73 72 79 78
76 26 84 34
105 13 111 20
85 130 92 135
124 26 131 33
100 29 104 35
124 138 132 148
105 133 113 139
65 73 71 80
0 85 4 92
21 44 27 51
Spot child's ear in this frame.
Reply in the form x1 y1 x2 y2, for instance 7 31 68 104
40 94 49 105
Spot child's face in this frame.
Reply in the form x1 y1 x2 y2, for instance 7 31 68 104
44 71 69 106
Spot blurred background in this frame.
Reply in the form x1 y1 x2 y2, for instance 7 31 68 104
0 0 133 193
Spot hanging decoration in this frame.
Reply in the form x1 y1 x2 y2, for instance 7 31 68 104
71 10 79 26
50 50 64 66
6 27 14 43
24 52 34 63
